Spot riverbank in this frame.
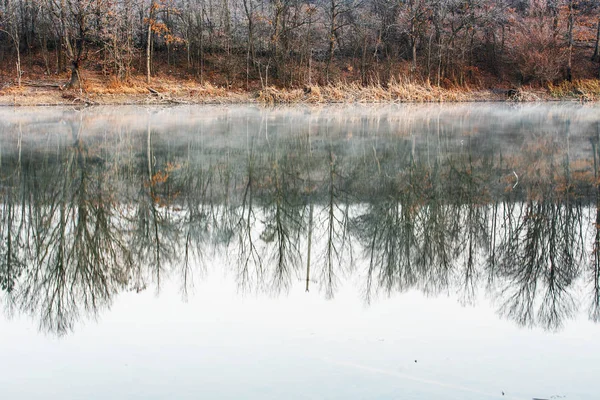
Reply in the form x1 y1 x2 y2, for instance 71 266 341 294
1 74 598 106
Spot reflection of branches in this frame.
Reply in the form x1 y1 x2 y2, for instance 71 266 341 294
413 160 458 296
319 149 353 299
129 179 178 293
129 126 180 292
2 110 600 335
177 163 214 299
357 157 455 303
589 135 600 322
260 155 304 294
496 196 582 330
591 217 600 322
18 140 131 335
235 141 263 290
356 195 418 303
414 200 457 295
0 187 26 294
0 127 27 296
448 155 492 305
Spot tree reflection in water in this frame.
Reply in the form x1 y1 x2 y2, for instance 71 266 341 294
0 106 599 335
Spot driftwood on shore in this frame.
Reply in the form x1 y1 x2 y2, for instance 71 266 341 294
490 88 519 97
60 92 98 106
147 87 188 104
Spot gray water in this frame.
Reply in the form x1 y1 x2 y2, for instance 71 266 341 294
0 104 599 399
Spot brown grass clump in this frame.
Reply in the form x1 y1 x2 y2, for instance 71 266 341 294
83 75 148 94
1 84 27 95
188 82 249 103
191 82 228 97
508 88 542 102
386 78 472 102
256 87 305 104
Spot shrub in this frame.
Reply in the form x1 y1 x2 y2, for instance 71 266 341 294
505 19 566 84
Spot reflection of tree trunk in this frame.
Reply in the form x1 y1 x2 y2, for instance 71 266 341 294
592 129 600 322
464 205 476 300
594 195 600 322
305 203 313 292
319 148 351 298
152 203 161 290
4 197 15 292
146 120 162 290
489 201 498 276
325 177 335 294
147 121 153 180
237 134 262 288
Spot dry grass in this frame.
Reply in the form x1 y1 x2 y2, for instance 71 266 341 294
548 79 600 101
3 70 598 105
0 73 253 105
188 82 248 102
83 75 148 95
256 79 474 104
0 85 28 95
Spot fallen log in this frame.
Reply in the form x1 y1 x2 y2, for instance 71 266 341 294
23 80 63 89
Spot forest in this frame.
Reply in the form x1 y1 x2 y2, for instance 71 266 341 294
1 0 600 93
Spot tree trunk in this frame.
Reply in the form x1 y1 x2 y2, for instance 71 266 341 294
566 0 574 82
361 34 368 85
10 28 21 87
146 0 155 84
65 33 84 89
269 0 283 80
1 7 22 87
242 0 254 89
16 46 21 87
57 36 64 73
325 0 336 83
67 60 81 88
411 33 417 72
146 23 152 84
40 34 50 75
410 13 417 72
592 18 600 62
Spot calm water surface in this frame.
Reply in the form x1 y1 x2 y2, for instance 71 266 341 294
0 104 599 399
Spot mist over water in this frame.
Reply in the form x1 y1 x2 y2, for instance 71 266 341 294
0 104 599 400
